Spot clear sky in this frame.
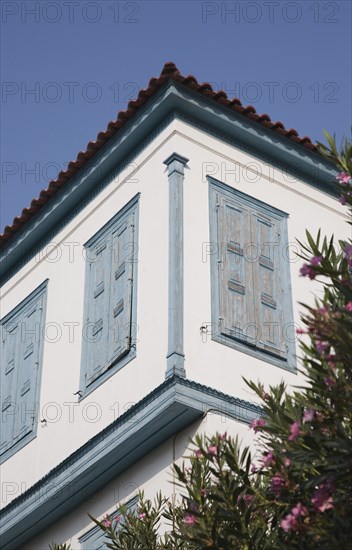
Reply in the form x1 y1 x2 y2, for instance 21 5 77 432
1 0 351 231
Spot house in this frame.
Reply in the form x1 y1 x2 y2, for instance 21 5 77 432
0 62 345 549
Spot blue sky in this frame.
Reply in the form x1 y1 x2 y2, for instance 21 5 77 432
1 0 351 231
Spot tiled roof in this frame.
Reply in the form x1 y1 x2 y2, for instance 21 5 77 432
0 62 319 249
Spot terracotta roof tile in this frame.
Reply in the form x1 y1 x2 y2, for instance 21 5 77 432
0 62 321 249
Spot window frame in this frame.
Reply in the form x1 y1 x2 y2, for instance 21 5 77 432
208 177 297 372
0 280 48 464
79 195 140 399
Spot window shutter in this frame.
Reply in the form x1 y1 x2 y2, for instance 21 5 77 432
252 213 287 358
217 196 256 344
1 323 19 455
85 237 110 387
81 196 139 394
13 300 42 443
108 213 134 364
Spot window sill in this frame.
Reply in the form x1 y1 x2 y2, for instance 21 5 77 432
212 332 297 373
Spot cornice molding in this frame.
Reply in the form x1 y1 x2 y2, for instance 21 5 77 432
0 81 337 285
0 375 261 550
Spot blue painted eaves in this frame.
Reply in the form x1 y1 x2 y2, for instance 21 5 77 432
0 80 337 285
0 375 261 550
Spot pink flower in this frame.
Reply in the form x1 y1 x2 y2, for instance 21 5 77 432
238 493 253 506
339 195 347 205
271 474 286 498
194 448 202 458
324 376 335 387
345 302 352 312
184 514 197 525
280 502 307 532
138 512 146 520
288 421 301 441
284 457 291 467
102 516 112 528
292 502 308 517
336 172 351 185
114 515 121 523
207 445 217 455
310 255 322 266
303 409 315 423
316 307 329 317
280 513 297 532
243 494 253 505
315 340 330 354
189 501 199 512
344 244 352 267
300 263 316 279
261 451 274 468
312 485 334 512
219 432 227 440
250 464 257 473
296 328 306 335
250 418 266 433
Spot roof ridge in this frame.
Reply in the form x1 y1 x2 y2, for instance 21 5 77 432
0 62 319 249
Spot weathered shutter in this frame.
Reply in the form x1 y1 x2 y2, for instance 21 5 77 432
108 213 134 364
0 322 19 455
85 237 110 387
13 300 42 443
252 212 287 358
217 196 256 344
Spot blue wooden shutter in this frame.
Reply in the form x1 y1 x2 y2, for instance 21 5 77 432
217 194 256 344
13 299 43 443
252 212 287 358
108 213 134 364
1 322 20 455
84 237 110 387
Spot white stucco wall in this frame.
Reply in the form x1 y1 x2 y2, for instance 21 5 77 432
22 413 258 550
1 125 173 505
1 117 347 515
172 121 346 400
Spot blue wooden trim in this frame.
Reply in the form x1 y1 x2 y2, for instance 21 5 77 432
208 176 289 219
0 375 261 550
164 152 189 170
0 280 48 325
164 153 189 379
208 178 297 372
0 80 337 285
79 195 140 399
0 280 48 465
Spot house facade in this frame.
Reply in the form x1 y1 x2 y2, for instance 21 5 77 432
0 63 345 549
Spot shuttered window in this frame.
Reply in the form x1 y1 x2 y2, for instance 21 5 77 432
0 281 48 463
81 196 139 395
209 178 296 370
